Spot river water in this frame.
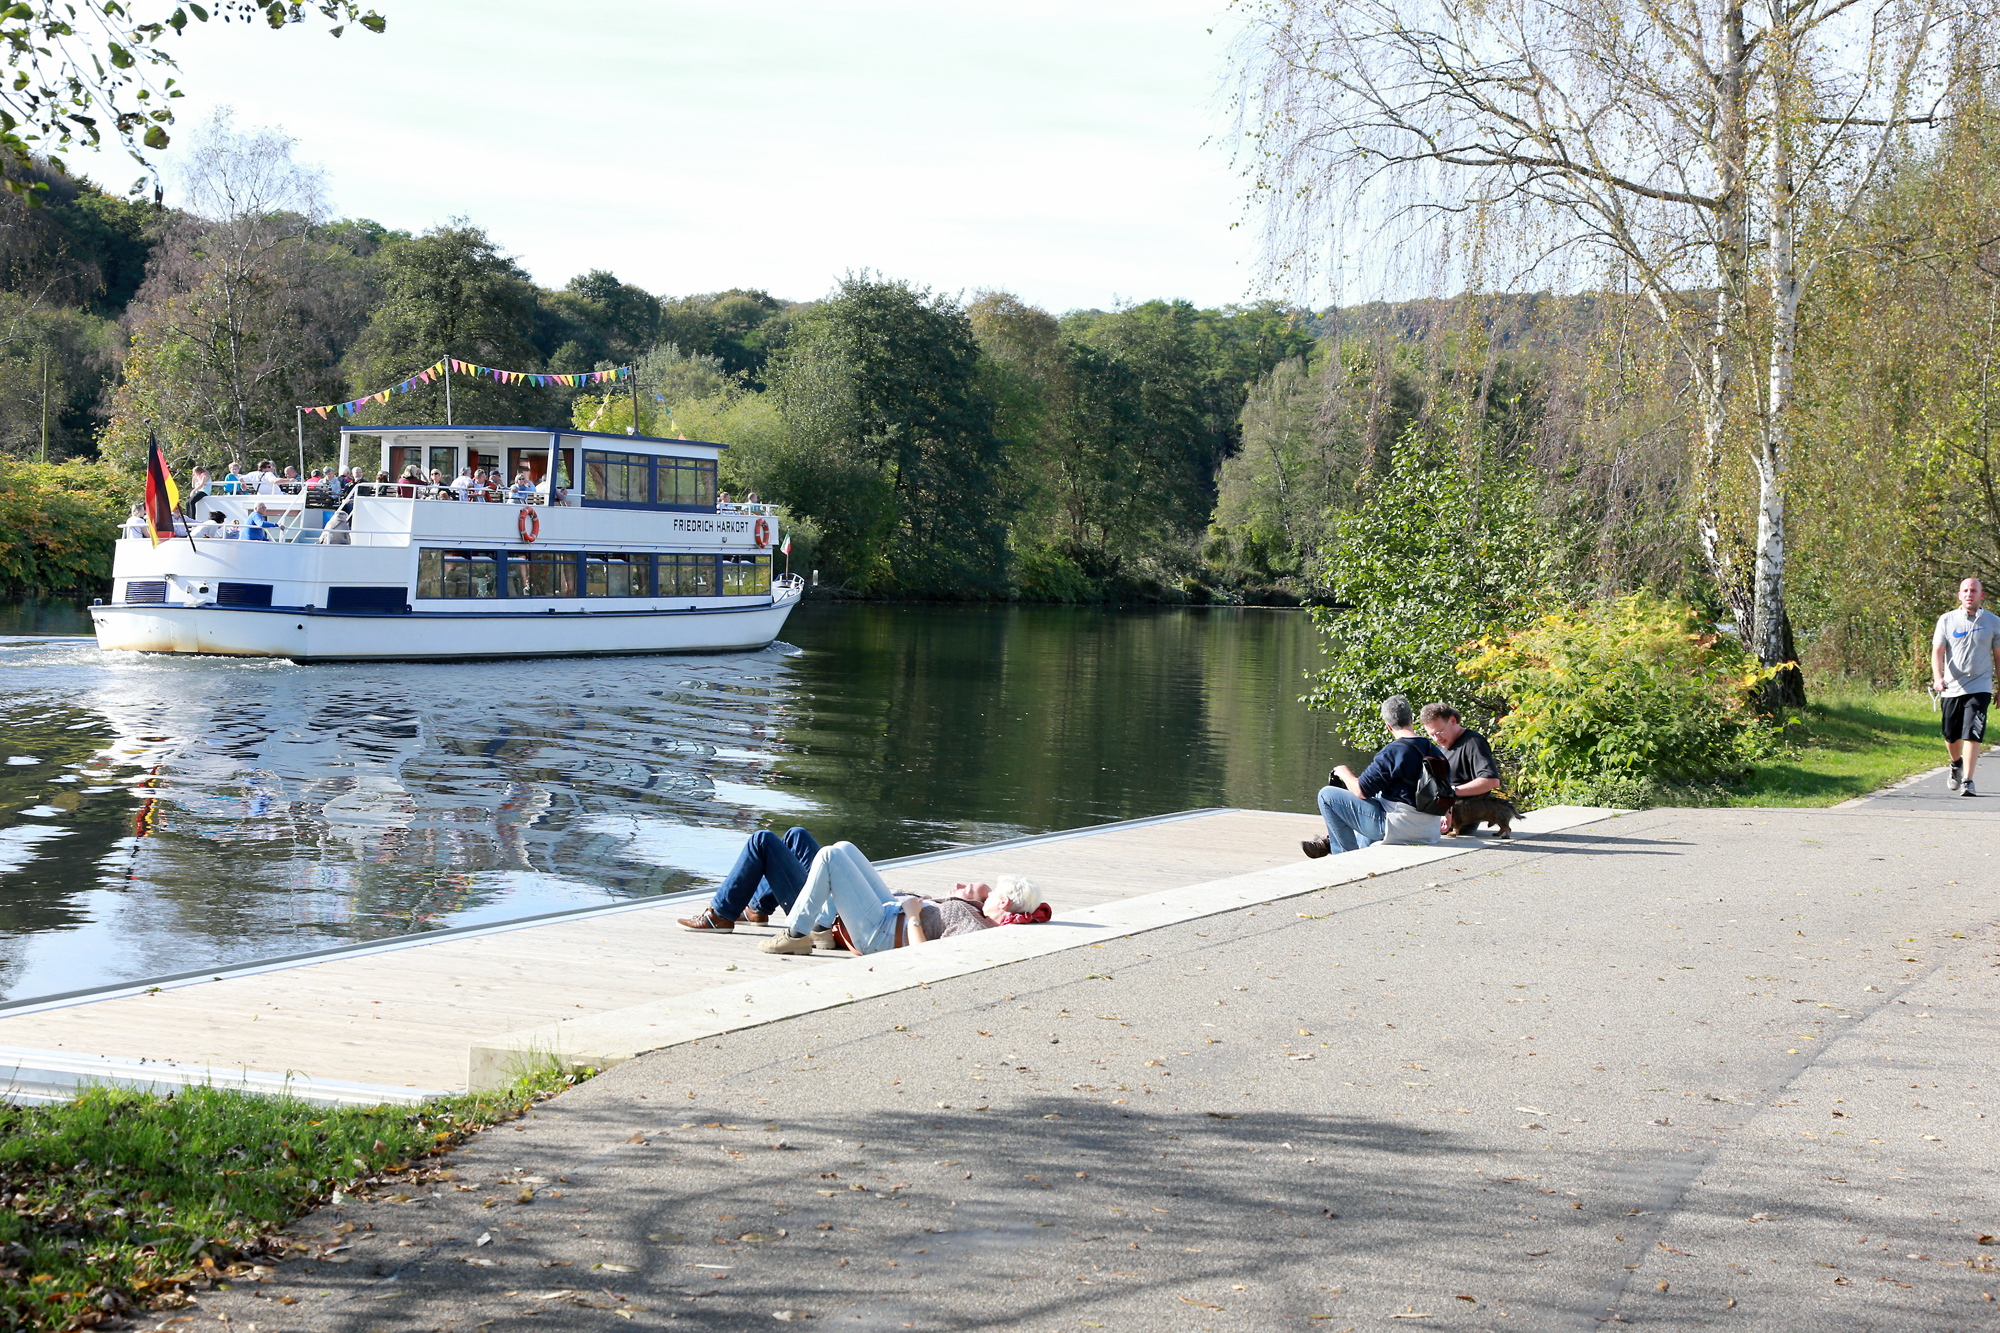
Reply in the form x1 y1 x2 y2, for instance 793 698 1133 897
0 601 1361 1001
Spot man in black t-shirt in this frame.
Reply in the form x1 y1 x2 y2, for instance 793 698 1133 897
1419 703 1502 797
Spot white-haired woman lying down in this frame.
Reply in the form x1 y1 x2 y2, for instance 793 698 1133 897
760 841 1043 955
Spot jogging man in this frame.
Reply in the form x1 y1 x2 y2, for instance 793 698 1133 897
1932 576 2000 796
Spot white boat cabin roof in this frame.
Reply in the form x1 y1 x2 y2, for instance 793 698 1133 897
339 425 727 461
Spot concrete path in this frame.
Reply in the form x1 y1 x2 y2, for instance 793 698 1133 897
189 804 2000 1332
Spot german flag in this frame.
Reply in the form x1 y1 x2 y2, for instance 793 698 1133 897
143 432 179 547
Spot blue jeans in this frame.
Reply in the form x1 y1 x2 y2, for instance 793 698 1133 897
709 826 821 919
1317 785 1385 853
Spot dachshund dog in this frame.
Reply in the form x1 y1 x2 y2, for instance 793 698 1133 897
1444 794 1518 838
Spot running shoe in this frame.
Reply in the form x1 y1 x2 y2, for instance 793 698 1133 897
1963 779 1978 797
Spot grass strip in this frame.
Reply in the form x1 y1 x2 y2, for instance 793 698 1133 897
0 1065 584 1331
1726 685 1948 807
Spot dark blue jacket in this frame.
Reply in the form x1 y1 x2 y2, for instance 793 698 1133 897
1356 735 1445 804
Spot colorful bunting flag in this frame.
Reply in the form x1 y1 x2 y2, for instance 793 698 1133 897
296 360 632 417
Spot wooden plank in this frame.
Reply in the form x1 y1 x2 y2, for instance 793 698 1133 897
0 809 1323 1092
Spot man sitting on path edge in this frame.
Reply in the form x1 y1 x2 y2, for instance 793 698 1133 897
1419 702 1502 801
1304 694 1447 858
1934 575 2000 796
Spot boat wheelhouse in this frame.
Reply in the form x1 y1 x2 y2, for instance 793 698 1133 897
91 426 804 662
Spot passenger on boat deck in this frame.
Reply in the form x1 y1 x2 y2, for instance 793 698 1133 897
191 511 225 538
246 503 278 540
222 461 245 494
450 466 472 497
282 466 300 489
256 460 282 495
122 505 146 538
716 490 735 510
185 467 212 516
429 468 451 496
511 471 537 502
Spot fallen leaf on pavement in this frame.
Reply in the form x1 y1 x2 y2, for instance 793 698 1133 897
1179 1297 1222 1310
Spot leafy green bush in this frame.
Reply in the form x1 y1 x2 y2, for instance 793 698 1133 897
1302 422 1556 744
0 458 130 599
1459 591 1779 803
1014 542 1106 603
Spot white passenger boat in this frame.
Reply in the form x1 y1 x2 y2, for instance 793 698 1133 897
90 425 804 662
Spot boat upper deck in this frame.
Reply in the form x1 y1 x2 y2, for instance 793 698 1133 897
342 426 744 516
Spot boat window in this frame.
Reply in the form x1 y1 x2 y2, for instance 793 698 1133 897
582 450 651 504
659 458 717 506
428 446 459 478
585 553 648 598
661 553 716 597
512 549 579 599
419 549 500 599
721 556 772 596
388 446 425 480
509 447 572 490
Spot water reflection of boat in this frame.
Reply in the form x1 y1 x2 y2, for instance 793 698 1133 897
93 426 804 661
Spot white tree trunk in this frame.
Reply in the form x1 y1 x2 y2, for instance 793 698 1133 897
1755 117 1802 697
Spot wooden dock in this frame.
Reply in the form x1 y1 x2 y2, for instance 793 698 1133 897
0 806 1614 1103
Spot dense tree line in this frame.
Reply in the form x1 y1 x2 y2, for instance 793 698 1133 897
0 116 1314 601
10 99 1998 688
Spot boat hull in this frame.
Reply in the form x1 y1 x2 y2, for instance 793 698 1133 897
90 598 800 662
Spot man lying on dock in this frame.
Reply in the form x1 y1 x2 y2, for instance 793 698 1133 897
678 826 823 933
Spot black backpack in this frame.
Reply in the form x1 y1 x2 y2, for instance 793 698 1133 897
1408 741 1455 816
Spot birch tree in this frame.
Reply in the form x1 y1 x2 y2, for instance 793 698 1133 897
1232 0 1990 704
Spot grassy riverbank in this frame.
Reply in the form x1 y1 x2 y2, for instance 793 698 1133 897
1725 685 1942 807
0 1068 581 1331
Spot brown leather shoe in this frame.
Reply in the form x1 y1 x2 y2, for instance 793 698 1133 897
742 909 770 925
677 906 734 932
1301 835 1331 859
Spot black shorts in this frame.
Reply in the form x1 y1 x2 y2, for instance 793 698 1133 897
1942 692 1990 743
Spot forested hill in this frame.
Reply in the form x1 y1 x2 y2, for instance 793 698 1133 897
1311 291 1608 361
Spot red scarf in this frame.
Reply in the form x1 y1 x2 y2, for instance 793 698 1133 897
996 903 1052 927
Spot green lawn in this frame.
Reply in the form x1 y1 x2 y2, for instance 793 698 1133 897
1724 686 1946 807
0 1066 582 1331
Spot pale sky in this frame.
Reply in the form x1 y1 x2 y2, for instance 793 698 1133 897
77 0 1266 314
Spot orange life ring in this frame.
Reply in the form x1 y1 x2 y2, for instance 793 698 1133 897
753 517 769 548
518 506 540 542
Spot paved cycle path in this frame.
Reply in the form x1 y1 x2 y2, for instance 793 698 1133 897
190 804 2000 1332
